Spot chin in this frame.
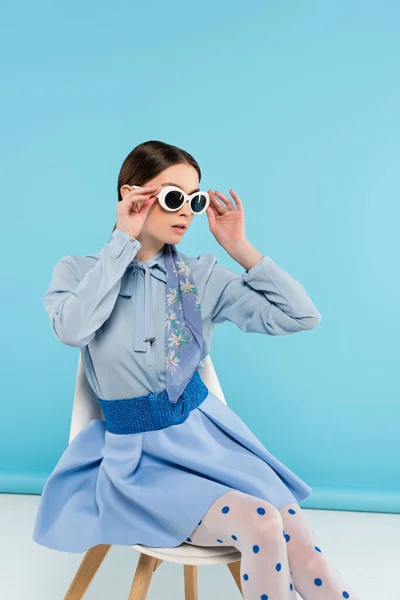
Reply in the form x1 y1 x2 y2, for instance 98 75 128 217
166 236 182 245
164 230 187 244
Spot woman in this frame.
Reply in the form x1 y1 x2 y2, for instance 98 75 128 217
33 140 360 599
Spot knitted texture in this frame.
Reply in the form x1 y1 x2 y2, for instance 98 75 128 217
97 369 208 434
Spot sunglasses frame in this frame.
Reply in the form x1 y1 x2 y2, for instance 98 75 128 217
130 185 210 215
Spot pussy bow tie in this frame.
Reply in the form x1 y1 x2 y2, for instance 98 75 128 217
118 262 166 353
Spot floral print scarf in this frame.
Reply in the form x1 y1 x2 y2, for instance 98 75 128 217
164 243 203 404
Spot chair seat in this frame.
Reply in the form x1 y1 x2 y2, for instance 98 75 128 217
130 542 242 565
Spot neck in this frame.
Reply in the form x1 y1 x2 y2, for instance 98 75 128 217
135 239 166 263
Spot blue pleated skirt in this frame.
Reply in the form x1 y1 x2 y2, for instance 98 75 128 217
32 390 312 553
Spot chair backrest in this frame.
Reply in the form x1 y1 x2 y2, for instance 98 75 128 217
69 353 227 444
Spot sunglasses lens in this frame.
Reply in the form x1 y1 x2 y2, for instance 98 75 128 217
165 190 185 210
191 193 208 213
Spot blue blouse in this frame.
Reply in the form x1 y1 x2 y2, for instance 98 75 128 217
44 228 321 400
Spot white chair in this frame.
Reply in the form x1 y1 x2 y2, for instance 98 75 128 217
64 353 243 599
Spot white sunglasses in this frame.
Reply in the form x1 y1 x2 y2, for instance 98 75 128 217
131 185 210 215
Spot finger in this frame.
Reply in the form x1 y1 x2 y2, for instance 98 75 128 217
132 197 151 213
209 190 227 214
131 185 160 191
125 192 156 210
119 193 153 215
206 204 217 225
126 185 160 198
214 190 235 210
138 196 157 214
120 193 152 213
229 189 244 213
128 189 159 200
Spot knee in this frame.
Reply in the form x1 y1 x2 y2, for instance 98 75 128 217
303 551 333 579
257 507 284 538
201 491 284 544
245 500 284 540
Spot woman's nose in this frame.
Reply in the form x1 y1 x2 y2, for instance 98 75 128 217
179 205 192 217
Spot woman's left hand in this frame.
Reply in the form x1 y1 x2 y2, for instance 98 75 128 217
206 189 245 248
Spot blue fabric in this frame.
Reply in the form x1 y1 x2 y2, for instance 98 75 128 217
163 243 204 405
33 228 321 553
98 369 208 434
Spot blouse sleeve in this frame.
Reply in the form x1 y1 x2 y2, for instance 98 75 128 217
204 254 322 335
44 229 142 347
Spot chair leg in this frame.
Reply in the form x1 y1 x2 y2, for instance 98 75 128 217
64 544 111 599
183 564 198 600
227 559 244 597
128 552 159 600
153 558 163 571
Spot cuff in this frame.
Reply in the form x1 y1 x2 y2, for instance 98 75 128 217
242 255 274 283
110 228 142 258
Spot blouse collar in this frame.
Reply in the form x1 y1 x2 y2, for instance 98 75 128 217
119 244 167 297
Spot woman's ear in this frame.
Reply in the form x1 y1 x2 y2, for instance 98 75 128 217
120 185 132 200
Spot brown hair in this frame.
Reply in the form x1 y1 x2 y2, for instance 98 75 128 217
110 140 201 238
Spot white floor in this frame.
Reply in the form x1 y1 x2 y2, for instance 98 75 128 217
1 493 398 599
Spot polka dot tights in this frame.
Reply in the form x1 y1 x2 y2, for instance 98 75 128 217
186 490 360 599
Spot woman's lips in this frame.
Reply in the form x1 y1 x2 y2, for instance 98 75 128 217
171 225 186 234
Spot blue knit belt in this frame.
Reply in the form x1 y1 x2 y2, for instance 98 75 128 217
97 369 209 434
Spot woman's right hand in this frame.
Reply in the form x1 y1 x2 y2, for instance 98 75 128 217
116 185 162 238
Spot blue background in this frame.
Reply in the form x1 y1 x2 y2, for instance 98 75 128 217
1 1 399 513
